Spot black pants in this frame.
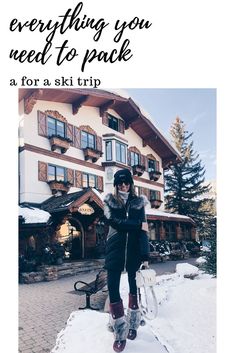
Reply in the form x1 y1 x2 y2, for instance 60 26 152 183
108 270 137 303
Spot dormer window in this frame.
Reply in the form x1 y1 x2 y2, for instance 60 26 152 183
108 114 119 131
81 131 96 149
48 117 65 138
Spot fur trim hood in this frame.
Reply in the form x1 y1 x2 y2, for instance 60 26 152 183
104 193 150 210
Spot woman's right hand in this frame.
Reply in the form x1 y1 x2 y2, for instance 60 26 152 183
141 222 149 232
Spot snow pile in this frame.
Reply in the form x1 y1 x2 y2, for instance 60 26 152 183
196 256 207 265
51 267 216 353
18 206 51 224
176 263 199 277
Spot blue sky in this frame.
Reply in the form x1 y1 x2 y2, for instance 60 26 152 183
125 89 216 182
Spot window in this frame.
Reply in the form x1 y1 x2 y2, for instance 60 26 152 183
116 141 126 164
82 173 97 188
150 190 161 200
148 159 156 172
48 117 65 138
48 165 65 182
81 131 96 149
150 190 156 200
165 223 177 241
148 159 160 172
181 225 191 240
130 152 140 166
108 114 119 131
105 141 112 161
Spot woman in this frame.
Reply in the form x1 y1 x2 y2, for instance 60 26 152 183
104 168 150 352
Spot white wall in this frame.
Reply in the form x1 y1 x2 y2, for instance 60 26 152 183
19 98 165 208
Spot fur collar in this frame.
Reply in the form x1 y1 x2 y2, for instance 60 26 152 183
104 193 149 210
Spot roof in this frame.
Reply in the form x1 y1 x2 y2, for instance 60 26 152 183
19 205 51 224
146 208 195 225
41 188 104 213
19 88 181 168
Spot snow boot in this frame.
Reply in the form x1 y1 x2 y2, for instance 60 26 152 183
109 300 129 352
127 294 141 340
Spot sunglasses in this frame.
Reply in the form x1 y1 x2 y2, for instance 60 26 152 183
117 181 130 186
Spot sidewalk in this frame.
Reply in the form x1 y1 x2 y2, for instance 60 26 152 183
19 270 107 353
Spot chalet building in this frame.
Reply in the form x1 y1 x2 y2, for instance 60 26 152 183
18 88 196 260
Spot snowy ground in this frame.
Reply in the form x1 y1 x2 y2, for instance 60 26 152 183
51 264 216 353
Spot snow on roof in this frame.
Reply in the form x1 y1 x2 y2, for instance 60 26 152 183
19 206 51 224
145 208 192 220
91 188 105 202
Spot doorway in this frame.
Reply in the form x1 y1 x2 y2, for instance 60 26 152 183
55 218 84 260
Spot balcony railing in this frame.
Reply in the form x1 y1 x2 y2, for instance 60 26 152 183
49 135 72 154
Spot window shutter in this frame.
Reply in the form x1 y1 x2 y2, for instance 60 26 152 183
73 127 81 148
145 157 149 171
156 160 160 171
75 170 83 188
67 168 74 185
102 113 109 126
38 161 48 181
127 148 131 166
38 111 47 137
157 190 161 200
119 119 125 134
97 176 104 192
96 136 103 152
66 123 74 145
140 154 146 169
143 188 150 199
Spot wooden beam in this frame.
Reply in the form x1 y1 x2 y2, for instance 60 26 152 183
99 100 115 117
72 95 89 115
24 89 43 114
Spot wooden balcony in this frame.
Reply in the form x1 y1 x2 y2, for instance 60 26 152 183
149 170 162 181
150 199 163 209
49 135 72 154
83 147 103 162
132 164 145 176
47 180 72 195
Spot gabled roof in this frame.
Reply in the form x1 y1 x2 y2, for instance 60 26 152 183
41 188 103 214
19 88 181 168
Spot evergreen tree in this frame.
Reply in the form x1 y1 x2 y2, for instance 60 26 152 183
164 116 212 229
202 217 217 276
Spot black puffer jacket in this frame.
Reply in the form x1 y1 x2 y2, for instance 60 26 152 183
104 193 150 272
